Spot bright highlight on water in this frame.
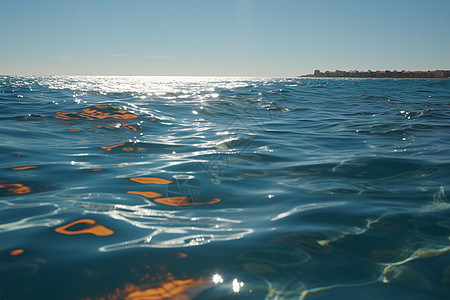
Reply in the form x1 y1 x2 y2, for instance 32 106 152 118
1 75 450 299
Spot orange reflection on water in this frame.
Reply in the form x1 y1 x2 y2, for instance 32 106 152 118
12 165 38 171
23 115 47 119
67 129 81 132
128 177 221 206
101 143 126 151
55 219 114 236
10 249 24 256
98 125 118 129
154 197 221 207
100 143 146 152
127 191 163 198
154 197 191 206
130 177 173 185
55 105 139 121
91 169 103 172
97 123 139 131
0 183 32 195
82 275 207 300
121 123 138 131
126 277 205 300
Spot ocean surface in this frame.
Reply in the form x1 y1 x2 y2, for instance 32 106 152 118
1 75 450 299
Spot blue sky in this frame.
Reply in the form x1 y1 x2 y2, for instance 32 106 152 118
1 0 449 76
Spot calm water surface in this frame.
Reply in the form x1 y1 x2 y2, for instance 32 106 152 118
1 76 450 299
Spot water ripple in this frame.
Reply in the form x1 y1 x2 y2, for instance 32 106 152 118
1 76 450 299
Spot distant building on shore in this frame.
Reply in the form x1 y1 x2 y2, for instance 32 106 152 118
300 69 450 78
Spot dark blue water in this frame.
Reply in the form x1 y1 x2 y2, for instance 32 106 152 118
1 76 450 299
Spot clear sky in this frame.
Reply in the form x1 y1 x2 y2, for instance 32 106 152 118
1 0 450 77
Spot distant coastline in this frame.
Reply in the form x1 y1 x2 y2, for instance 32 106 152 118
300 69 450 79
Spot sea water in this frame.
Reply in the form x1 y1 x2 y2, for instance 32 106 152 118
1 76 450 299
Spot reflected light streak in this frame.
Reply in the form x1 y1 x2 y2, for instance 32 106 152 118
73 202 252 250
271 201 345 221
0 203 61 233
212 274 224 284
98 223 251 251
232 278 244 293
211 274 247 294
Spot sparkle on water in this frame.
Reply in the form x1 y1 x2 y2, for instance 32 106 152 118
1 75 450 299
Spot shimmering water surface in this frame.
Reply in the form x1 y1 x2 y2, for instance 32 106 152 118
1 76 450 299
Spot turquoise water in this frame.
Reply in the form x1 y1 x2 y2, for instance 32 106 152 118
1 76 450 299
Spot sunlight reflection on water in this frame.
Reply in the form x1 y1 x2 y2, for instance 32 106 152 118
1 76 450 299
